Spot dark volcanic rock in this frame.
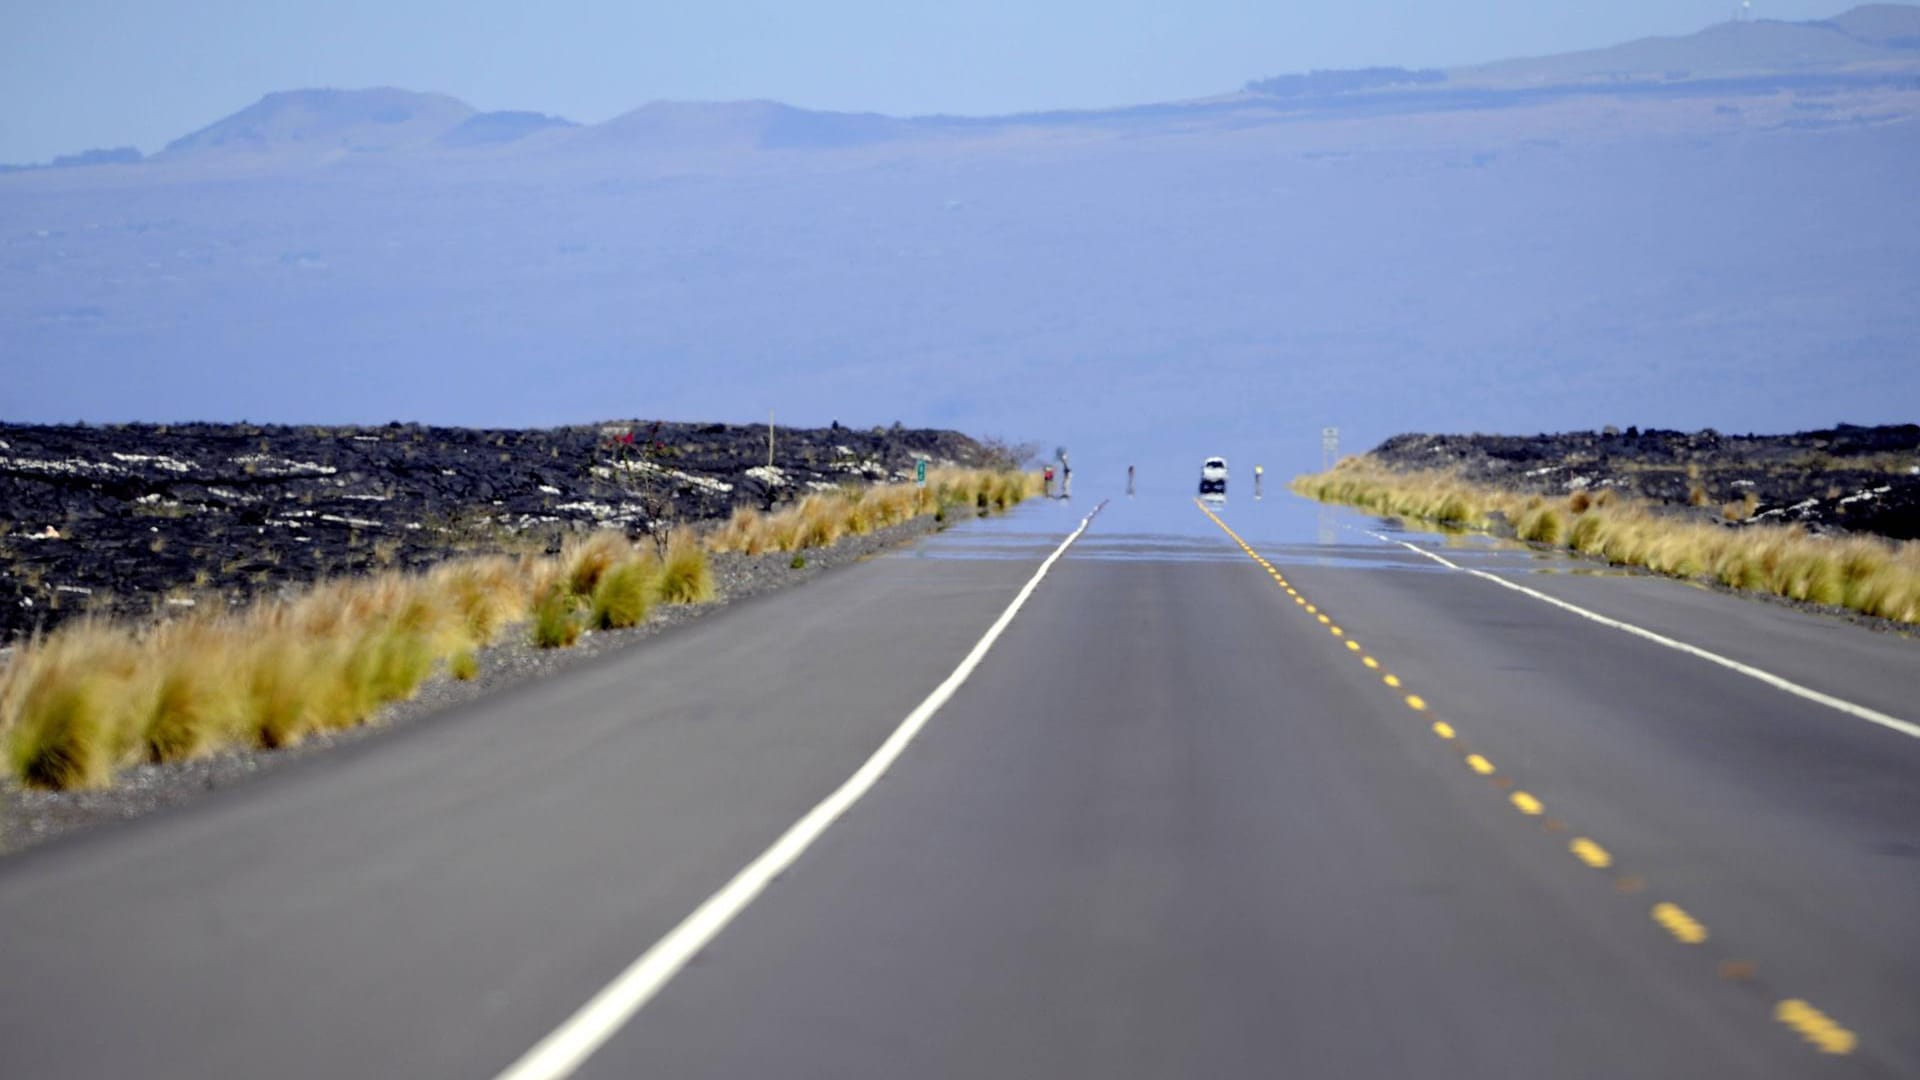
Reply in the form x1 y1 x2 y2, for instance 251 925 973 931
0 419 1002 644
1369 424 1920 539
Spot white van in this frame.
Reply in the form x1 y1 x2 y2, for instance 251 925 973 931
1199 457 1228 496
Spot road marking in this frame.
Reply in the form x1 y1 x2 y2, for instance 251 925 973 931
1570 837 1613 868
493 503 1107 1080
1652 902 1708 944
1201 503 1863 1057
1775 1000 1857 1054
1374 534 1920 743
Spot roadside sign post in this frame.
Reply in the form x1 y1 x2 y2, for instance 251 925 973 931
915 458 927 487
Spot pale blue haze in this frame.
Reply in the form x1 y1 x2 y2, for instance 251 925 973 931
1 0 1849 163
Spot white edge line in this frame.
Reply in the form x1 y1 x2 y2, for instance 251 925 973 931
493 502 1107 1080
1371 532 1920 742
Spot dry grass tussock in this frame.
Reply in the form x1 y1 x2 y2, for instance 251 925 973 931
0 468 1037 791
1294 460 1920 626
706 467 1039 556
0 531 718 790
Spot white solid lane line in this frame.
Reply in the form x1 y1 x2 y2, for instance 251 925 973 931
1374 533 1920 742
493 503 1108 1080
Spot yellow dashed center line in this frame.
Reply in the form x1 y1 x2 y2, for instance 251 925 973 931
1775 1000 1857 1055
1192 499 1855 1058
1652 902 1708 944
1570 838 1612 869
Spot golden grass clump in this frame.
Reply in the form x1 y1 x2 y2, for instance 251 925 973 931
532 585 586 649
591 555 658 630
659 533 716 604
0 468 1036 791
704 467 1038 556
1294 458 1920 626
142 624 250 761
2 622 139 789
563 531 630 598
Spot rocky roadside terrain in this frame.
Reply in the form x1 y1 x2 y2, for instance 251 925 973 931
1370 424 1920 540
0 512 962 855
0 418 1007 645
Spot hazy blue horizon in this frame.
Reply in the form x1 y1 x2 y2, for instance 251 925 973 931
1 1 1856 164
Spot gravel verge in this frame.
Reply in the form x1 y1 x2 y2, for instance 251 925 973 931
0 513 950 856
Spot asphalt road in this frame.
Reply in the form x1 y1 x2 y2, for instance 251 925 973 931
1 486 1916 1078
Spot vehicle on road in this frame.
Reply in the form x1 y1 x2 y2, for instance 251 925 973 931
1199 456 1228 496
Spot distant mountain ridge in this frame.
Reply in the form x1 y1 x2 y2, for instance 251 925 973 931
8 3 1913 170
3 3 1916 467
159 87 477 158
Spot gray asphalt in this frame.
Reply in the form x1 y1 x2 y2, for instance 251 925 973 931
1 488 1916 1078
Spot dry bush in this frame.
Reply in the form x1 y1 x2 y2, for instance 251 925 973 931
591 555 659 629
563 531 631 598
1294 459 1919 625
659 533 715 604
0 469 1039 791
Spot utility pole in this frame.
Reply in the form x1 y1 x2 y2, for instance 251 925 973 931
1254 464 1264 500
768 410 775 469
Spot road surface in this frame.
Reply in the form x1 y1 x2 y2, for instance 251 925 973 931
1 487 1915 1078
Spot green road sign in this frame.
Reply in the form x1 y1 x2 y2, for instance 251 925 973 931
915 459 928 486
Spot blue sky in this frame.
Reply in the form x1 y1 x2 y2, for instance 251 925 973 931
1 0 1850 163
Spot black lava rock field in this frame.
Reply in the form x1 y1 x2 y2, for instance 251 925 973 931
1370 424 1920 540
0 419 1004 645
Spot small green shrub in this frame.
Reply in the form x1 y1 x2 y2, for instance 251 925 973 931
532 587 584 648
659 540 715 604
145 664 242 763
591 558 656 629
10 678 116 790
450 648 479 681
790 554 807 569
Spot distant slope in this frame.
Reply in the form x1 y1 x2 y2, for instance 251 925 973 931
1823 2 1920 47
581 100 912 152
160 88 475 158
437 110 576 148
1455 11 1910 86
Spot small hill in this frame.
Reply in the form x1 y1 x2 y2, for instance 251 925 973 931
582 100 911 152
1822 2 1920 47
437 110 576 148
160 88 475 157
1455 11 1905 86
